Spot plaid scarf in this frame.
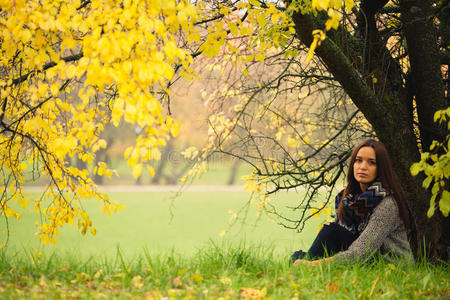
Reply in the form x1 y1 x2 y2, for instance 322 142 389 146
335 181 388 234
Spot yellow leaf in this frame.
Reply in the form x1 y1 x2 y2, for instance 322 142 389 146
312 0 330 11
440 191 450 217
170 120 179 137
344 0 355 12
306 30 326 63
132 163 143 179
229 22 238 35
325 9 340 31
190 273 203 283
124 147 133 159
147 165 155 177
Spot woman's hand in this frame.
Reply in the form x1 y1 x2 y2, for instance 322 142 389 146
293 259 320 267
293 257 333 267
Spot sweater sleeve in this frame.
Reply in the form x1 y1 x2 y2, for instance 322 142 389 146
333 196 399 263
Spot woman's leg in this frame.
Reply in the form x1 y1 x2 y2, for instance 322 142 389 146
306 222 357 259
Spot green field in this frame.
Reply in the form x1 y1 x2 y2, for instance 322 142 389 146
3 190 325 259
23 157 255 186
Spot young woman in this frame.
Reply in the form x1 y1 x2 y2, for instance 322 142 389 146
292 139 413 266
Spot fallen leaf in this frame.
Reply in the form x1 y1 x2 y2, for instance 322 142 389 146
327 283 339 293
240 287 267 299
172 277 182 287
132 275 143 289
369 275 380 296
191 273 203 283
220 277 231 285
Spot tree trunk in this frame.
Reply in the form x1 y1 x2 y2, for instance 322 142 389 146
400 0 447 148
290 2 449 260
151 140 174 184
227 159 241 185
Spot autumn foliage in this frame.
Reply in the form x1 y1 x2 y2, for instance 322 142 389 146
0 0 196 244
0 0 348 244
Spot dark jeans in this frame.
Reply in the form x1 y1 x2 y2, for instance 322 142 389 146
291 222 357 263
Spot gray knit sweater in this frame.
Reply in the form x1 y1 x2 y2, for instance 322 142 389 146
333 195 413 263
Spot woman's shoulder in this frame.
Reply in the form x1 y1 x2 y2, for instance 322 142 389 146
373 194 400 218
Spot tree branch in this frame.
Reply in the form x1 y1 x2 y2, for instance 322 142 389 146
11 52 83 86
290 8 421 195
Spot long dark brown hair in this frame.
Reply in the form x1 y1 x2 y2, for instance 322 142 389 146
337 139 410 231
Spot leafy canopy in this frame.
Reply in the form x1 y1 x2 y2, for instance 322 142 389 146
8 0 446 247
0 0 196 244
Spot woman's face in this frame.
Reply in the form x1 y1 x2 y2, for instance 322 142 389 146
353 146 377 190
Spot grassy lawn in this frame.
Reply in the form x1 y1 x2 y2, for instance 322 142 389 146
3 190 324 259
2 190 448 299
0 243 448 299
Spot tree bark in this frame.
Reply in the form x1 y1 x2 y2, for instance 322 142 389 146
400 0 448 148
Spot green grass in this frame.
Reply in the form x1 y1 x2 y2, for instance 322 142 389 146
3 190 448 299
3 191 324 259
0 243 448 299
